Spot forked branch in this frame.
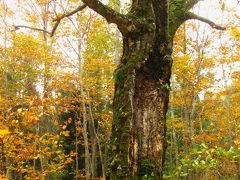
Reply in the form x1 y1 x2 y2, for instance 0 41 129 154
185 12 226 30
81 0 129 30
14 4 87 37
51 4 87 36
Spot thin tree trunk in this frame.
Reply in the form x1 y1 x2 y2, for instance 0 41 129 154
2 1 14 179
87 91 105 178
75 118 79 180
88 115 97 178
77 35 90 179
81 89 90 179
170 78 179 179
222 65 233 147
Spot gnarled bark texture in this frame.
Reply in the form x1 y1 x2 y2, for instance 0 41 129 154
107 1 173 179
79 0 224 179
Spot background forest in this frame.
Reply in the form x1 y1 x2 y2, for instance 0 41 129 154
0 0 239 179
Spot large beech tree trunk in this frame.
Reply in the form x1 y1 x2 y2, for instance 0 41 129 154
78 0 225 179
108 27 173 178
103 1 175 178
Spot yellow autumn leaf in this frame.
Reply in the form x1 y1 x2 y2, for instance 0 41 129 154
54 120 59 126
0 128 10 138
17 108 22 113
62 131 70 137
50 106 55 111
231 27 240 40
76 127 81 133
0 174 8 180
62 125 67 130
68 118 72 123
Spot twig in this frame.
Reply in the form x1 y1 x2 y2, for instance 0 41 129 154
50 4 87 37
13 4 87 37
13 25 51 34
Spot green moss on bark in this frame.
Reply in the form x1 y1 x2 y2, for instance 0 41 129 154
139 159 160 179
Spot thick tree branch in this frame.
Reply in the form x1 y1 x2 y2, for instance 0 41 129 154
81 0 129 30
185 12 226 30
13 25 51 34
187 0 203 9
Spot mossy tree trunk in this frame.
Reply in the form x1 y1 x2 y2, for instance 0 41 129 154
109 40 172 179
80 0 225 179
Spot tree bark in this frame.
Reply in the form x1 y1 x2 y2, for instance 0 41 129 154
78 0 225 179
107 15 173 178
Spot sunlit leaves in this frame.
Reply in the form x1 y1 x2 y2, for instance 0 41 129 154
231 26 240 40
62 130 70 137
172 144 240 178
0 127 9 138
166 13 240 179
